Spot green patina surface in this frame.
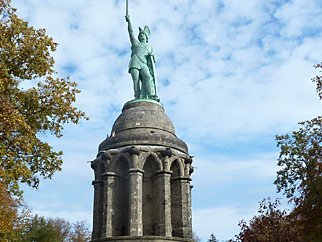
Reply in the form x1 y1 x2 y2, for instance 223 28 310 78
125 10 160 103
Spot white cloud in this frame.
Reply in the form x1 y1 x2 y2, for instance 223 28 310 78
193 205 256 241
11 0 322 240
193 153 278 186
274 0 322 38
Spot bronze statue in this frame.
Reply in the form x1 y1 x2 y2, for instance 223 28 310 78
125 2 159 101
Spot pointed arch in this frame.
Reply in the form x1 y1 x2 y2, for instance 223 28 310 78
140 152 163 171
169 158 184 177
170 158 185 238
111 154 130 236
142 154 160 235
111 153 131 173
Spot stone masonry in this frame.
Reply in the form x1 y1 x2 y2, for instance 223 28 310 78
91 101 194 242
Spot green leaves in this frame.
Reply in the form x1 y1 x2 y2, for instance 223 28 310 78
19 215 91 242
274 91 322 240
230 63 322 242
275 117 322 202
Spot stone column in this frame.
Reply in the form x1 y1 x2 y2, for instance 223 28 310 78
188 184 193 239
92 180 103 240
128 168 144 236
101 172 117 237
178 178 192 239
157 170 172 236
185 158 193 239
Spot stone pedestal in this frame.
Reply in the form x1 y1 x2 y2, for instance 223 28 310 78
93 236 193 242
91 101 194 242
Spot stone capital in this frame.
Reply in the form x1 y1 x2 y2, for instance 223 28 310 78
160 148 172 157
171 176 192 182
102 172 117 179
97 151 112 161
129 146 141 156
128 168 144 174
184 157 193 164
91 180 103 186
90 159 99 169
156 170 173 175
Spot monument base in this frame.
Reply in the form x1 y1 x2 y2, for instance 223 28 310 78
123 98 162 108
92 236 193 242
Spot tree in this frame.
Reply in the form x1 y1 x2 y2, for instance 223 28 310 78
0 187 91 242
19 215 91 242
69 220 91 242
230 198 302 242
229 64 322 242
312 63 322 99
20 215 61 242
274 64 322 241
0 181 18 240
0 0 88 196
0 181 30 241
192 231 202 242
207 233 219 242
49 218 72 242
275 117 322 241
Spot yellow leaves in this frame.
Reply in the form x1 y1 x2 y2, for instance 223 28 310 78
0 0 88 197
0 6 56 80
0 181 32 241
0 181 20 239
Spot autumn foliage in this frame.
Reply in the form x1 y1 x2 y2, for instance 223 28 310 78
272 64 322 241
275 117 322 241
0 0 88 196
0 181 29 241
0 181 91 241
20 215 91 242
312 63 322 100
0 1 91 240
225 64 322 242
230 198 302 242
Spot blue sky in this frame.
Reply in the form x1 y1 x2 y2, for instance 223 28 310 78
12 0 322 241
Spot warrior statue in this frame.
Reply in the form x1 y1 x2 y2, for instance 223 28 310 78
125 13 159 101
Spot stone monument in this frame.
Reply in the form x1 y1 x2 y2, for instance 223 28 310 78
90 1 194 241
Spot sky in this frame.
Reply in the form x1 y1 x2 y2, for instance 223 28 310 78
11 0 322 241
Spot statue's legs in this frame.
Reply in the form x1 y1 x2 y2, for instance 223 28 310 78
140 67 152 98
140 82 147 99
130 69 140 99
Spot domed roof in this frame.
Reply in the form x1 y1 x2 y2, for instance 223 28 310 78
99 101 188 153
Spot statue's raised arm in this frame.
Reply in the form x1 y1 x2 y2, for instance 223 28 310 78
125 15 136 45
125 11 159 102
